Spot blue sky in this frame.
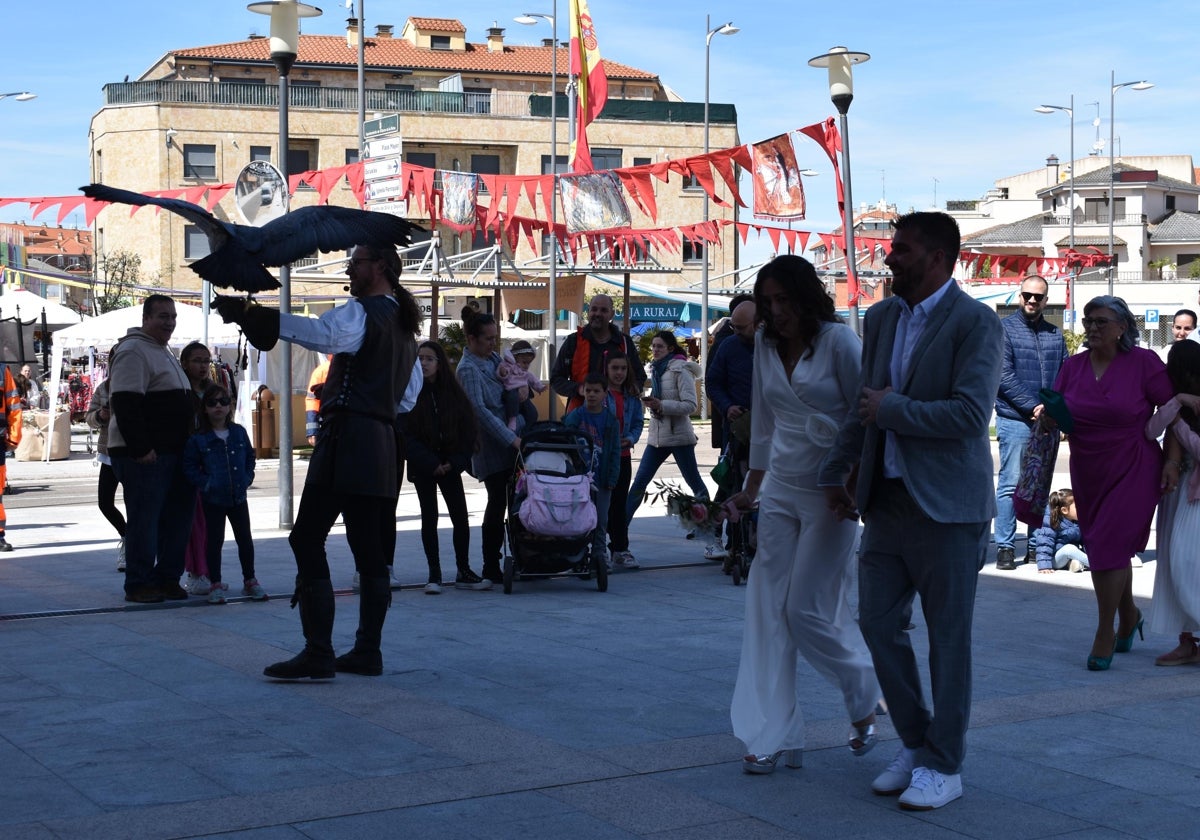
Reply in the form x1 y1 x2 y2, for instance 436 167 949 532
1 0 1193 268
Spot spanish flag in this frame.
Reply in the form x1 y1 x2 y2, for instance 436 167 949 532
568 0 609 172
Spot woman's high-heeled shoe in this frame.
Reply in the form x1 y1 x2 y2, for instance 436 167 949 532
849 723 877 756
1114 609 1144 654
1087 648 1115 671
742 749 802 775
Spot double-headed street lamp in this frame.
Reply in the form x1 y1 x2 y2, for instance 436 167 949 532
1107 72 1153 295
0 92 36 103
808 46 869 335
1035 96 1076 328
515 8 561 419
700 16 738 419
248 0 323 529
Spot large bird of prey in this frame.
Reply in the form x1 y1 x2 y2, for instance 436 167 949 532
81 183 421 293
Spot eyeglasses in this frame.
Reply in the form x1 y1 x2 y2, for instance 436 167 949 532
417 355 438 364
1020 292 1046 303
205 397 231 407
1082 317 1117 329
344 257 378 270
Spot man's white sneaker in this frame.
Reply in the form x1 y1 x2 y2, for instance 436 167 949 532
424 581 442 595
898 766 962 810
871 745 916 795
704 542 729 560
613 550 639 569
116 538 126 572
185 574 211 595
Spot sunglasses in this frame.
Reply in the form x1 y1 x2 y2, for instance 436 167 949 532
1020 292 1045 303
1081 317 1116 329
205 397 232 407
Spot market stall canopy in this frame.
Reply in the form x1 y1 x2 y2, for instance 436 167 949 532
0 289 83 328
53 302 242 350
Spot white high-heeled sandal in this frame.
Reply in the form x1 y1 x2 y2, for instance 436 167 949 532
742 749 802 774
849 723 877 756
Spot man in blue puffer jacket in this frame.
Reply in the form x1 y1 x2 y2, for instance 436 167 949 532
994 276 1068 570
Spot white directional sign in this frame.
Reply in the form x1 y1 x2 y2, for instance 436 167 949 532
364 157 402 181
366 136 402 158
366 199 409 218
365 179 405 201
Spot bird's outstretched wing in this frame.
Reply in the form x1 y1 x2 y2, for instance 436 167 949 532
245 206 423 267
81 183 227 243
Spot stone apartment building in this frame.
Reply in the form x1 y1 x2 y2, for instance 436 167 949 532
87 16 740 317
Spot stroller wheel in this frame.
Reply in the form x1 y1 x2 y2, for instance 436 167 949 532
502 556 514 594
595 552 608 592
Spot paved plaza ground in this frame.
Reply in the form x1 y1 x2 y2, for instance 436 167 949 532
0 434 1195 839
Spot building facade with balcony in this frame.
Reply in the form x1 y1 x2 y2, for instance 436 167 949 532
87 16 741 313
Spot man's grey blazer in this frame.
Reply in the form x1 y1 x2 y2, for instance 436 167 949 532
819 283 1003 524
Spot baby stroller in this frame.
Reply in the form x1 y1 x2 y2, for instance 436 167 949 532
504 421 608 594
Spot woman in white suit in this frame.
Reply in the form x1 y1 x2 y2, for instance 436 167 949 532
727 255 880 774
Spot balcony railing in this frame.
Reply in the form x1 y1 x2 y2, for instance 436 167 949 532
99 81 738 124
1042 212 1146 226
102 81 530 116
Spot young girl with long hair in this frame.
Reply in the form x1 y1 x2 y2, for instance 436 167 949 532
182 382 265 604
603 352 643 569
1032 489 1088 573
405 340 480 593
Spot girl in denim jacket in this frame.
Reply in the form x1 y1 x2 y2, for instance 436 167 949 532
183 382 265 604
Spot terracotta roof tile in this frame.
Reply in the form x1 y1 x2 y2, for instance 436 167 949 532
173 35 657 81
406 17 467 34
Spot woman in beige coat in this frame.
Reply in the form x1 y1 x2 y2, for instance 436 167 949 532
625 331 709 524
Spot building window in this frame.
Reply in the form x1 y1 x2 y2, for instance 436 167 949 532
183 144 217 179
291 79 320 107
1084 197 1125 223
682 240 706 264
1166 194 1176 211
431 35 451 50
250 145 272 162
540 155 569 176
633 156 652 167
407 151 436 171
590 147 621 172
472 154 499 195
682 173 703 191
184 225 211 260
288 139 318 189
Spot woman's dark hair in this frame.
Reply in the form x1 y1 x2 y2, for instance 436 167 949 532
412 339 478 453
1048 488 1074 530
1167 339 1200 433
604 352 639 396
754 254 838 359
461 304 497 338
654 331 683 356
197 381 233 433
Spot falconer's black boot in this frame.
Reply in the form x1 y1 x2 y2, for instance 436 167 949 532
335 576 390 676
263 577 336 680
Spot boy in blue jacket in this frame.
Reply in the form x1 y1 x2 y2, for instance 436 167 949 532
564 373 620 570
183 382 266 603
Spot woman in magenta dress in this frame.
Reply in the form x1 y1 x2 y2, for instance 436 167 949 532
1050 296 1173 671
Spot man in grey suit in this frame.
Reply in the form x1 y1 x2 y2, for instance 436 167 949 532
819 212 1002 811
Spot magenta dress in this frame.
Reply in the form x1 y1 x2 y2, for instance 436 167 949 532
1054 347 1173 571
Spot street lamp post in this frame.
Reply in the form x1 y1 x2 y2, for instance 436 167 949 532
701 15 738 420
808 46 870 336
249 0 323 529
0 92 36 102
515 7 561 419
1035 96 1076 328
1107 71 1153 296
